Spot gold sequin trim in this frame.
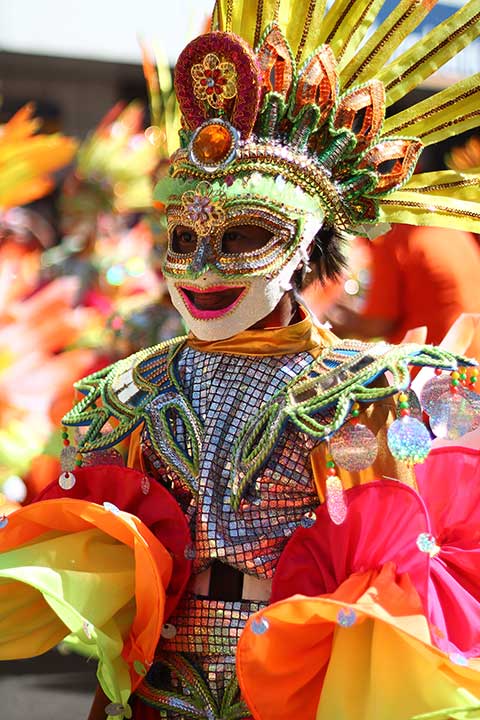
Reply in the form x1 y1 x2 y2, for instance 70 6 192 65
254 0 265 49
418 109 480 141
346 2 419 87
225 0 234 32
401 178 479 194
272 0 281 22
326 0 376 61
295 0 317 63
387 86 479 135
384 10 480 93
381 197 480 220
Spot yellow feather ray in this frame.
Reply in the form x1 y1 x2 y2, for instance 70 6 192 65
341 0 440 88
379 190 480 234
289 0 328 64
384 74 480 146
318 0 384 64
401 171 480 203
378 0 480 106
212 0 329 61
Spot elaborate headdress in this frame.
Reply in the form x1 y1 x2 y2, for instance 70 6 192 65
157 0 480 233
154 0 480 339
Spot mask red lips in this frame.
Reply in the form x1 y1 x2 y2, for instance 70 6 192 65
178 284 246 319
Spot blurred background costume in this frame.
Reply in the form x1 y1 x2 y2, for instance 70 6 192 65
322 224 480 359
1 3 480 720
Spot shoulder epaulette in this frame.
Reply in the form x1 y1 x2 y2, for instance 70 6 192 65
62 335 188 452
229 339 475 509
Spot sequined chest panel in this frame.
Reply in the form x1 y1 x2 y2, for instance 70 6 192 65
143 345 319 577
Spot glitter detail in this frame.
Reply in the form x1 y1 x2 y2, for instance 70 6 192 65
420 375 452 415
251 617 269 635
60 445 77 472
184 544 196 560
337 608 357 627
81 448 124 467
147 345 317 576
140 476 151 495
161 597 267 655
161 624 178 640
429 392 475 440
180 181 226 234
330 422 378 471
82 620 94 639
58 471 76 490
105 703 126 717
300 510 317 528
387 416 431 464
416 532 440 557
449 652 469 667
103 501 121 515
326 474 347 525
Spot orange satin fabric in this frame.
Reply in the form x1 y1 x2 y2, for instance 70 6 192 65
237 563 480 720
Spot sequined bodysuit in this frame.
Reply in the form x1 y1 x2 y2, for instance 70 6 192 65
135 344 320 718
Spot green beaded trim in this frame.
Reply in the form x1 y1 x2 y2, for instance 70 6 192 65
62 336 188 451
135 653 247 719
229 341 475 509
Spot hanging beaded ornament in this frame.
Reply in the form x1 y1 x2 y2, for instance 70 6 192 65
387 392 431 465
330 401 378 472
325 452 347 525
428 371 476 440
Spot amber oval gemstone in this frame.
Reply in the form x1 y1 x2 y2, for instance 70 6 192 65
193 123 233 164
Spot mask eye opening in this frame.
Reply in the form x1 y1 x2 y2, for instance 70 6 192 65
170 225 198 255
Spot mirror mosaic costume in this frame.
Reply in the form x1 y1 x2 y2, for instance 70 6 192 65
1 1 480 719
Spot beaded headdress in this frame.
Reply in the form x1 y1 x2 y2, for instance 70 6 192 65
155 0 480 238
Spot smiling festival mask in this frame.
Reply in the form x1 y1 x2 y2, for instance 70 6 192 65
154 1 480 340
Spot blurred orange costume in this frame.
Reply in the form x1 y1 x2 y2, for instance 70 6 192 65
362 225 480 358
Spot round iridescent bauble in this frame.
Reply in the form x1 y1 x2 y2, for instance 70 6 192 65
251 617 269 635
428 392 475 439
58 471 76 490
420 376 451 415
337 608 357 627
387 416 431 464
330 422 378 471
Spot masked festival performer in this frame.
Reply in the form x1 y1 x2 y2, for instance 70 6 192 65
1 2 480 719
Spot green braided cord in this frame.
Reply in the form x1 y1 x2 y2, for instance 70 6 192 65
135 683 207 717
136 652 249 719
142 397 201 493
61 336 187 453
220 673 245 718
410 706 480 719
162 653 218 712
229 341 475 510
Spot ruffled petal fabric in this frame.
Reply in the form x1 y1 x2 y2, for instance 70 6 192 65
415 447 480 657
237 448 480 720
36 464 192 617
0 465 192 716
